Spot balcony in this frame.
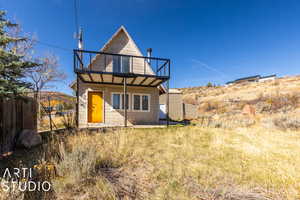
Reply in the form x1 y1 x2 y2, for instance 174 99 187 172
74 49 170 87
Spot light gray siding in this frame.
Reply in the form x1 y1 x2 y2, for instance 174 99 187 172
78 81 159 128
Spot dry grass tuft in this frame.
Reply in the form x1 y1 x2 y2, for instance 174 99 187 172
261 112 300 131
61 112 76 129
0 183 24 200
195 114 256 129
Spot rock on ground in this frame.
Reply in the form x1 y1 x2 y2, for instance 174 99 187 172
17 129 42 149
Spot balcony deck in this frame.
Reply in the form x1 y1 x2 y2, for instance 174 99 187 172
74 49 170 87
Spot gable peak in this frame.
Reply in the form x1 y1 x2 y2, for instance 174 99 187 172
101 26 143 56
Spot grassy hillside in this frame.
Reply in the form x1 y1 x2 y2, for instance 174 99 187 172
180 75 300 130
181 75 300 102
39 91 75 106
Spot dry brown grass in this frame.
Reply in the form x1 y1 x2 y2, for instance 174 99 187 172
195 114 256 129
39 113 75 131
48 126 300 199
0 186 23 200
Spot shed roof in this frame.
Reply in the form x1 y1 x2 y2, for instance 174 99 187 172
260 74 276 79
234 75 260 82
168 89 182 94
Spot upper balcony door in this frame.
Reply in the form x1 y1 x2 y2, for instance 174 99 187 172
113 56 130 73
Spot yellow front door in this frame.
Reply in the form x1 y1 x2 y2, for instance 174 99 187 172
88 92 103 123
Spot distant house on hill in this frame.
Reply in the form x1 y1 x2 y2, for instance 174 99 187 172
226 74 276 85
258 74 277 82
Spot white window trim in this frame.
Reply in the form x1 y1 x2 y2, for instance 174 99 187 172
132 93 151 112
113 56 131 73
111 92 131 111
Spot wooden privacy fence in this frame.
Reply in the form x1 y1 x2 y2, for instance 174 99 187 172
0 97 37 156
183 103 199 120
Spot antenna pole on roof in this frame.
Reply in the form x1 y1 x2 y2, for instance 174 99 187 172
77 27 83 68
78 27 83 50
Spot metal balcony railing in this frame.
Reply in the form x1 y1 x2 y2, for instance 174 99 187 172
73 49 170 78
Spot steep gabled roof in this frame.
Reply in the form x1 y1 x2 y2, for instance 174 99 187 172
100 25 144 56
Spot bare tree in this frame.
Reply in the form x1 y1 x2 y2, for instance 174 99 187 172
8 21 36 58
26 53 66 118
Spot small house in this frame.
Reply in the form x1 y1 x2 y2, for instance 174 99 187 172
258 74 276 82
226 74 277 85
71 26 170 127
233 75 261 84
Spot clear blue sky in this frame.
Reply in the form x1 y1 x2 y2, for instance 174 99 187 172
2 0 300 95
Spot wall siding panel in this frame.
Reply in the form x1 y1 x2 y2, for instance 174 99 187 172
78 81 159 127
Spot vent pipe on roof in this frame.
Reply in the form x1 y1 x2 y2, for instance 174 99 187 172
147 48 152 63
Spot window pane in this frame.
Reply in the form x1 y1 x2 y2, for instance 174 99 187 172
142 95 149 111
113 94 120 109
113 56 121 73
122 56 130 73
122 94 129 109
133 95 140 110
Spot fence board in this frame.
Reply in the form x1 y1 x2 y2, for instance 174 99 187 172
0 97 37 156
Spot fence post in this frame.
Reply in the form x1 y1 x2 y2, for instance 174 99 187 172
47 96 53 131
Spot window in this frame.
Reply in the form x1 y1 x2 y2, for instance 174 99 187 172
113 56 130 73
122 56 130 73
112 94 121 109
112 93 130 110
113 56 121 73
133 95 140 110
142 95 149 111
132 94 150 112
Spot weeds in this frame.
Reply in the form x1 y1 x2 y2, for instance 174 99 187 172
195 114 256 129
61 112 75 129
262 114 300 130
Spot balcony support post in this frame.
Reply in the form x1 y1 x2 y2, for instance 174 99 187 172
76 74 79 128
166 79 169 127
124 77 127 127
166 60 170 127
